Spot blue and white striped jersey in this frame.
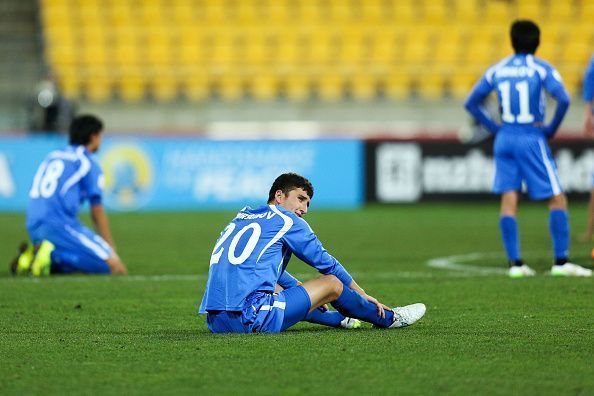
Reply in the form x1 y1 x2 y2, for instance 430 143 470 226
26 145 104 229
199 204 353 313
465 54 570 137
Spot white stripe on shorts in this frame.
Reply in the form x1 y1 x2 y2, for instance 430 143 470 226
259 301 286 311
65 225 110 260
538 139 561 196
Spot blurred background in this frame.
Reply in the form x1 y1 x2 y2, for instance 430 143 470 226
1 0 594 212
1 0 593 136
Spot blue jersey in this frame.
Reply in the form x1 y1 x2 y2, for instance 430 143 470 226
199 204 353 313
26 145 104 229
465 54 570 137
584 54 594 102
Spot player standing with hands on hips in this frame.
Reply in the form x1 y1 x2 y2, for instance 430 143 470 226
465 20 591 277
10 114 128 276
199 173 426 333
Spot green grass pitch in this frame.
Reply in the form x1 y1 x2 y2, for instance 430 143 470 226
1 202 593 395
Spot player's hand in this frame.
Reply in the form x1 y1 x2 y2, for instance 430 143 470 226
365 294 392 319
317 304 329 313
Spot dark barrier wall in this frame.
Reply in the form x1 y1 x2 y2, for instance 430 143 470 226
366 139 594 202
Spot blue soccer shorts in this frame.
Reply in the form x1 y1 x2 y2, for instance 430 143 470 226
206 285 311 333
28 222 112 274
493 132 563 200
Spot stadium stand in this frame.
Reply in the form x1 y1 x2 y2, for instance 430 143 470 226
39 0 594 103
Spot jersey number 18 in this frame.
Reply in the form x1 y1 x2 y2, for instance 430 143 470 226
29 159 65 198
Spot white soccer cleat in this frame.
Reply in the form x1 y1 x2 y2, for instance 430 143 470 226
550 263 592 277
508 264 536 278
389 303 426 328
340 317 362 329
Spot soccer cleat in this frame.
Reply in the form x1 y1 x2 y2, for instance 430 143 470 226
340 317 362 329
9 242 34 276
508 264 536 278
550 263 592 277
389 303 426 328
30 240 55 277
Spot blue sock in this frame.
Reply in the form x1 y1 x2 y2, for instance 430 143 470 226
549 209 569 261
305 308 345 327
499 216 521 262
331 286 393 328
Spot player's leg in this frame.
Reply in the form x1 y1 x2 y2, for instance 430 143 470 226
9 241 34 275
547 193 592 276
493 135 529 276
275 284 359 328
299 275 397 328
519 137 590 276
29 223 115 275
500 190 522 264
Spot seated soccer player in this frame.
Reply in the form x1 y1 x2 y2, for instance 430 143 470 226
10 115 127 276
198 173 426 333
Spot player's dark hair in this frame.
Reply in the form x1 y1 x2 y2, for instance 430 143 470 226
69 114 103 145
267 173 314 203
510 19 540 54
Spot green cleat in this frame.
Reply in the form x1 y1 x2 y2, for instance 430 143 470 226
30 240 55 277
340 317 362 329
9 242 34 276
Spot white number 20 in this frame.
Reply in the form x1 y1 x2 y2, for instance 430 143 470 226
29 159 65 199
209 222 262 266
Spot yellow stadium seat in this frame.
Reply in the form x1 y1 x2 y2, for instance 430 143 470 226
515 0 542 20
450 69 480 100
217 75 244 101
45 44 76 67
547 1 574 22
251 74 278 101
451 0 479 23
401 28 434 66
284 74 311 102
484 0 512 23
86 78 112 103
385 71 411 100
390 1 417 24
152 77 178 102
316 73 344 102
59 73 81 98
423 0 448 24
416 70 444 101
118 76 145 103
350 74 377 101
185 75 210 101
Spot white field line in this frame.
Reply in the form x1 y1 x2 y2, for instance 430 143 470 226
426 252 507 275
1 251 506 284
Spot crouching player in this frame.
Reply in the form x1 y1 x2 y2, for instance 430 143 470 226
10 115 127 276
198 173 425 333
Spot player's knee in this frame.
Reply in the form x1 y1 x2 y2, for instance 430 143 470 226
322 275 343 300
549 193 567 210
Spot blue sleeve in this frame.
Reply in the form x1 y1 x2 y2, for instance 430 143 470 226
542 67 570 137
464 76 500 134
283 217 353 286
83 160 104 206
584 55 594 102
278 270 299 289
